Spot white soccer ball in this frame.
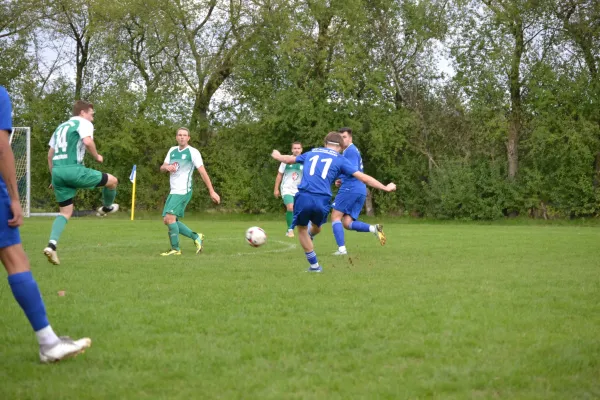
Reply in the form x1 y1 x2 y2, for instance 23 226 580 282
245 226 267 247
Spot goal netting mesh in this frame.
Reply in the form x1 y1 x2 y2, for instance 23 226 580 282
9 127 31 217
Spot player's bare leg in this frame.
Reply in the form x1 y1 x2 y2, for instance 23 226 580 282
298 225 322 272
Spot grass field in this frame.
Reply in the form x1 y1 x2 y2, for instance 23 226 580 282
1 214 599 399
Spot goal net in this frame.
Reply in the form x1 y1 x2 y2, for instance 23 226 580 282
8 127 31 217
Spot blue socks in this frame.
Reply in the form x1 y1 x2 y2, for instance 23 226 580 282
349 221 371 232
305 251 318 267
8 272 49 331
332 220 345 247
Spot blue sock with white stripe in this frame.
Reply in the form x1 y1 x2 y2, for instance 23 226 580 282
305 251 319 268
349 221 371 233
332 220 345 246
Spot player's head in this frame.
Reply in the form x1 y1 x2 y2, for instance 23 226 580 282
176 127 190 147
338 127 352 148
73 100 94 122
324 131 343 152
291 141 302 156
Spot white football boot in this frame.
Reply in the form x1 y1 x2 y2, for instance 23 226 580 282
43 247 60 265
39 336 92 363
96 203 119 217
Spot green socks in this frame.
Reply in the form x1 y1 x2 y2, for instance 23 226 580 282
286 211 293 229
177 221 199 240
102 187 116 207
49 215 68 243
168 223 180 250
168 221 198 251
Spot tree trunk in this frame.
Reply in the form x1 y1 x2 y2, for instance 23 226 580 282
189 92 210 146
507 20 524 180
75 63 83 100
74 36 89 100
137 84 156 118
507 112 520 179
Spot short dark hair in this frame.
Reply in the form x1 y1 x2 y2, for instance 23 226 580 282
177 127 190 136
73 100 94 116
324 131 343 147
292 141 302 146
338 127 352 136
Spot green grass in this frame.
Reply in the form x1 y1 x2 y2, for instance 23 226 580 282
1 216 599 399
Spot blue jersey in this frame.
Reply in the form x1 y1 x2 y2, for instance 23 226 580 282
295 147 358 197
0 86 11 132
338 143 366 195
0 86 13 194
0 86 20 249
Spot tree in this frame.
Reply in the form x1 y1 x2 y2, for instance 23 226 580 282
100 0 178 117
0 0 43 87
452 0 550 180
161 0 264 144
44 0 98 100
555 0 600 185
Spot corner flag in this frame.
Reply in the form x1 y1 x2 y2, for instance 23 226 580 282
130 165 137 220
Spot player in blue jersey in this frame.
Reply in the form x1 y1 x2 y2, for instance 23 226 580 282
330 127 385 256
0 86 91 362
271 131 396 272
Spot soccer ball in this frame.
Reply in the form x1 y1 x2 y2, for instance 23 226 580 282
245 226 267 247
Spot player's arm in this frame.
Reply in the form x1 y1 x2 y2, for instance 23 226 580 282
47 146 55 188
274 172 283 197
352 171 396 192
0 130 23 227
197 165 220 204
160 149 175 172
160 163 176 172
271 150 297 164
82 136 103 163
0 130 19 202
274 162 285 197
0 87 22 226
47 146 54 172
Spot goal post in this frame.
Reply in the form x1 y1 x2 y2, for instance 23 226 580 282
9 127 59 217
8 127 31 217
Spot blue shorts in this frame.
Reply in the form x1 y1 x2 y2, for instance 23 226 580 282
332 192 366 220
291 192 331 228
0 185 21 249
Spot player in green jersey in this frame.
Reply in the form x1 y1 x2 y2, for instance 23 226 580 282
43 100 119 265
273 142 303 237
159 127 221 256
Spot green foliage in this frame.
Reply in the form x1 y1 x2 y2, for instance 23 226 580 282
519 63 600 217
424 160 510 220
3 0 600 219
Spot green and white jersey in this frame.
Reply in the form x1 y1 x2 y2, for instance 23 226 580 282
278 162 303 196
164 145 203 195
48 117 94 167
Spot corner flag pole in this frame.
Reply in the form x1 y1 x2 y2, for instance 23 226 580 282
130 165 137 221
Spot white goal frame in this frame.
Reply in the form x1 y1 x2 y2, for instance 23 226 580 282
8 127 31 217
9 127 58 217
